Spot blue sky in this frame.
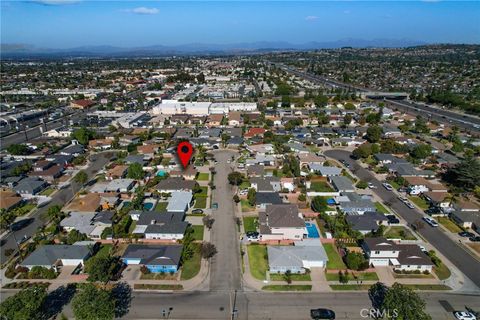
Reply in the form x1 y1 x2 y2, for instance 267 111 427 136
1 1 479 48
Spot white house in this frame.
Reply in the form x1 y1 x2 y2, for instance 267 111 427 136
258 204 306 241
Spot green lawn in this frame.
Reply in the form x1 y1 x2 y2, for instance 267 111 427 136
434 264 451 280
239 181 251 190
408 196 430 210
191 225 204 241
393 272 434 279
154 202 168 211
12 203 36 217
330 284 371 291
324 243 346 269
325 272 378 281
196 173 209 181
241 199 255 212
403 284 451 291
180 244 202 280
384 226 416 240
342 170 357 183
95 244 112 258
262 285 312 291
270 273 311 281
197 186 208 197
128 221 137 234
134 284 183 290
193 197 207 209
374 202 390 214
243 216 258 232
437 217 463 233
39 187 55 196
247 245 268 280
309 181 334 192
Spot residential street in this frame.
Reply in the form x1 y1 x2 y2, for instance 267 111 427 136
0 152 114 264
324 149 480 289
209 150 242 291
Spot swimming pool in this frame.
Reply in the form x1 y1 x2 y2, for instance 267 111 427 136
305 222 320 238
143 202 154 211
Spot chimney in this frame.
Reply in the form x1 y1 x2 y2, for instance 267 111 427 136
150 219 156 225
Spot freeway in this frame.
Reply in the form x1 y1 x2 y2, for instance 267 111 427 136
324 149 480 289
0 152 114 264
276 63 480 134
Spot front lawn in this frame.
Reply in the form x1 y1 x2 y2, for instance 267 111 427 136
196 173 209 181
194 197 207 209
197 186 208 197
39 187 55 196
437 217 463 233
403 284 451 291
191 225 204 241
324 243 346 269
408 196 430 210
330 284 371 291
134 284 183 290
270 273 311 281
239 181 251 190
154 202 168 211
247 245 268 280
180 244 202 280
262 285 312 291
243 216 258 233
434 264 451 280
384 226 416 240
374 202 390 214
325 272 378 281
309 181 334 192
241 199 255 212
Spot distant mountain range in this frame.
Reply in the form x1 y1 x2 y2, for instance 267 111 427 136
1 38 429 57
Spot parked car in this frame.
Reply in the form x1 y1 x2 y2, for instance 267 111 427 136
246 231 260 242
418 245 428 253
311 308 335 320
367 182 377 189
469 236 480 242
397 187 408 193
17 235 30 245
191 209 204 214
454 311 477 320
386 215 400 224
405 201 415 209
382 183 393 191
423 217 439 227
458 231 475 238
424 207 440 215
211 203 218 210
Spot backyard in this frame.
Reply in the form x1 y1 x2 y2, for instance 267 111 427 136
247 245 268 280
154 202 168 211
324 243 346 269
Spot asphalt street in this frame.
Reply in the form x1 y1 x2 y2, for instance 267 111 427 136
209 150 242 291
324 149 480 289
0 152 113 264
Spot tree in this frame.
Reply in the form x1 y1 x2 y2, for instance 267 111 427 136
414 116 430 134
344 252 369 271
74 170 88 185
201 242 217 259
311 196 328 212
84 254 122 283
444 156 480 191
72 284 115 320
356 181 368 189
284 270 292 284
47 205 62 221
202 215 215 230
366 125 383 143
126 162 144 180
6 144 30 155
382 283 431 320
368 282 388 310
65 230 88 245
410 144 432 160
352 143 374 159
71 127 96 145
0 286 47 320
343 114 353 126
247 188 256 207
233 195 240 203
227 172 244 186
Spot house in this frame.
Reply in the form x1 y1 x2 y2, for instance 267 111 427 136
450 211 480 229
337 193 377 215
169 166 197 180
121 244 182 273
105 179 135 193
166 191 193 213
156 178 196 193
259 204 306 241
244 128 266 139
70 99 95 109
0 189 23 211
250 177 281 193
13 177 48 196
345 212 388 235
255 192 283 210
20 243 93 271
311 165 342 177
374 154 407 165
247 165 265 177
125 155 146 165
207 114 224 127
106 165 128 180
29 164 64 182
60 211 113 238
133 211 188 240
280 178 295 192
89 139 113 150
329 176 355 193
268 240 329 273
228 111 242 126
362 238 433 272
60 144 85 157
423 192 450 209
404 177 429 195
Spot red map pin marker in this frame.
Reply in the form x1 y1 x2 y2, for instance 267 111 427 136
177 141 193 169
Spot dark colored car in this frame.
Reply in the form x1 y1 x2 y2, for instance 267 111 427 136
311 308 335 320
424 207 440 215
191 209 204 214
469 236 480 242
386 215 400 224
458 231 475 238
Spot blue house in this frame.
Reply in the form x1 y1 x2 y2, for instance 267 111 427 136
121 244 182 273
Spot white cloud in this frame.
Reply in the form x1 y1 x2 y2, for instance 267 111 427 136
32 0 80 5
126 7 159 15
305 16 318 21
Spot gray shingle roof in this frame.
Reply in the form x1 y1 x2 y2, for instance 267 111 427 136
21 245 91 267
122 244 182 266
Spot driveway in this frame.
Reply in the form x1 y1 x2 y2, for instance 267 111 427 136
324 149 480 289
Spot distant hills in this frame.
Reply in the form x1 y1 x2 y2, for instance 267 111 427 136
1 39 431 57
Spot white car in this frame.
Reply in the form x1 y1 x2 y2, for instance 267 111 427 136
382 183 393 191
454 311 477 320
368 182 377 189
405 202 415 209
423 216 439 227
